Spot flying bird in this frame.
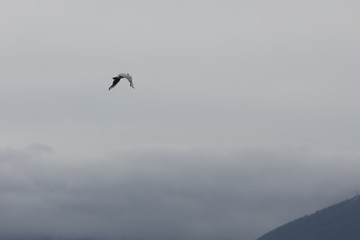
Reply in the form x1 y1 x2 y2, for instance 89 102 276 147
109 73 134 90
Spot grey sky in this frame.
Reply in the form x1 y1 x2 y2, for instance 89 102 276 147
1 1 360 239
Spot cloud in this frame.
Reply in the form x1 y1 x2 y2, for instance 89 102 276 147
0 145 359 240
0 1 359 239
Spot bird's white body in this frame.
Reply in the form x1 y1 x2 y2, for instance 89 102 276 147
109 73 134 90
117 73 133 82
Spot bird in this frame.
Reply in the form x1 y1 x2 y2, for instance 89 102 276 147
109 73 134 90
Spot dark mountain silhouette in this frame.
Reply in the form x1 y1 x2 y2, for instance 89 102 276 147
257 195 360 240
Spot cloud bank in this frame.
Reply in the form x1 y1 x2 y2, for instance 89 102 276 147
0 145 359 240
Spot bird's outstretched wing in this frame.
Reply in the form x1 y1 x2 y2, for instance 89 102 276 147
122 74 134 89
108 78 121 90
129 80 134 89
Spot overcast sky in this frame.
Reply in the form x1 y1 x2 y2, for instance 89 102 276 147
1 1 360 239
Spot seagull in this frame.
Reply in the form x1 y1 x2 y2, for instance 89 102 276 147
109 73 134 90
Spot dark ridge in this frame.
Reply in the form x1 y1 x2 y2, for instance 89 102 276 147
257 195 360 240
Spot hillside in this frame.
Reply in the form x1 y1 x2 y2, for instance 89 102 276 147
257 195 360 240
